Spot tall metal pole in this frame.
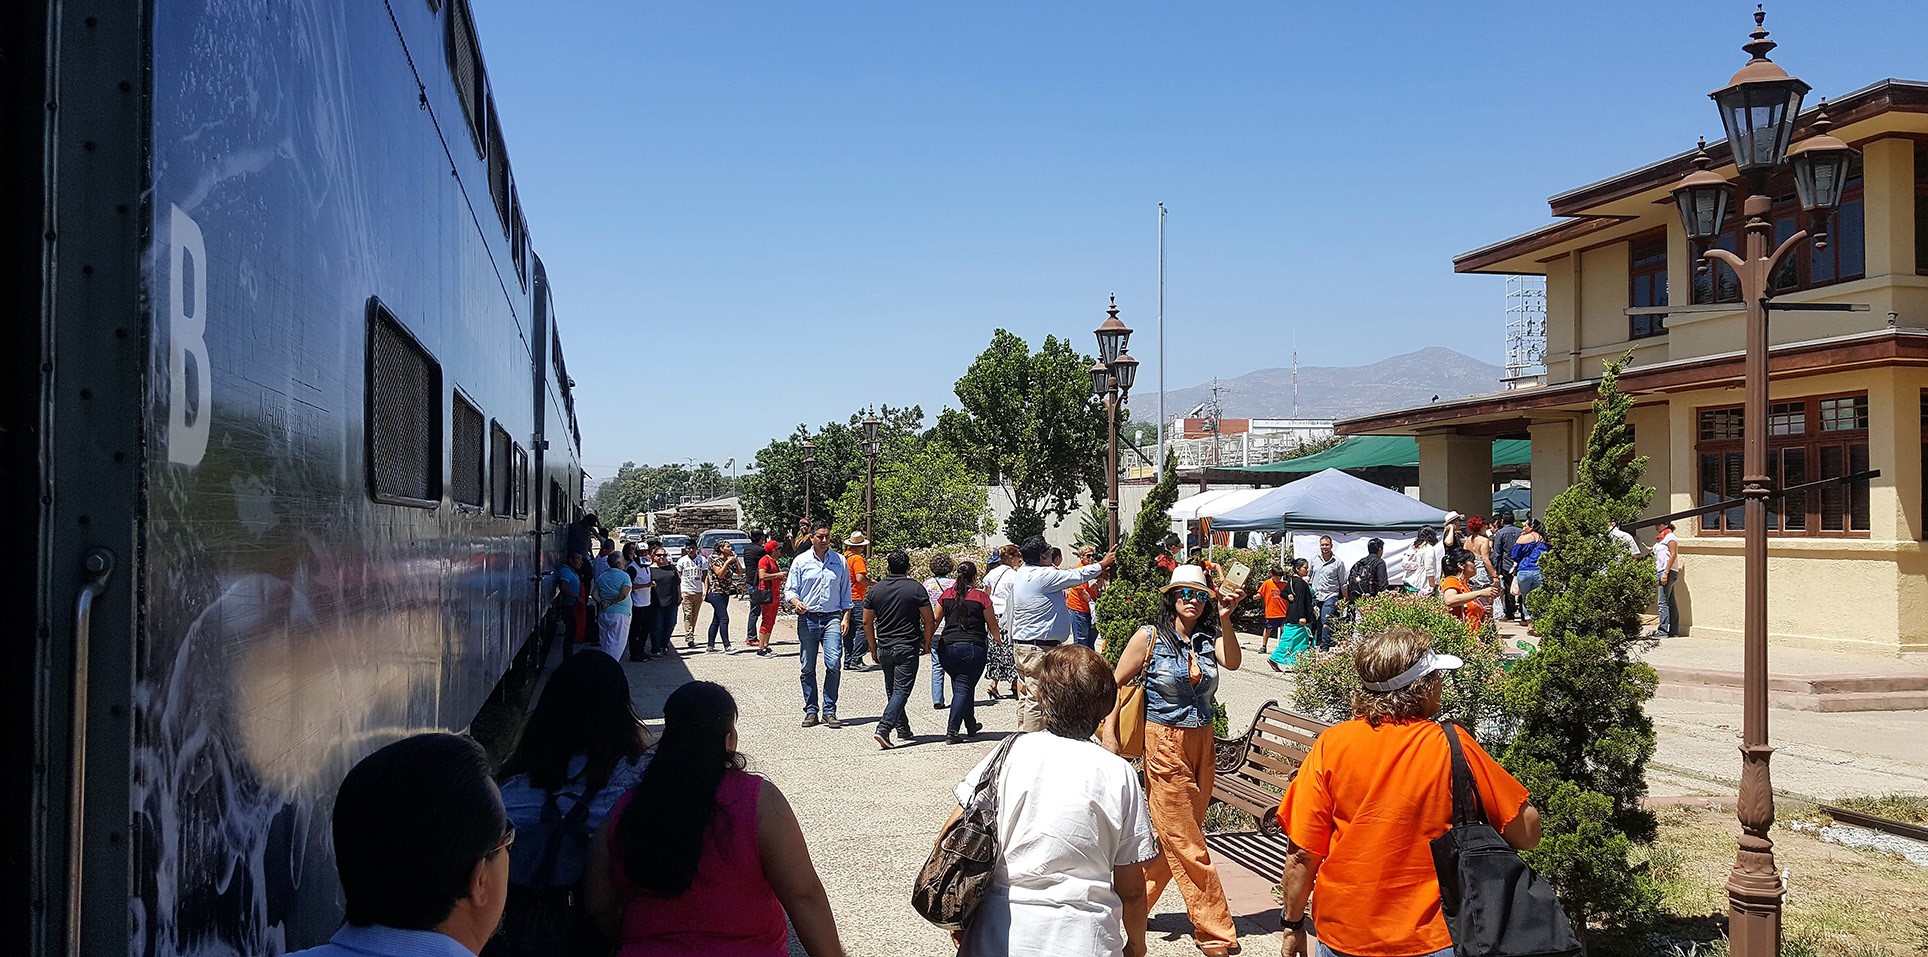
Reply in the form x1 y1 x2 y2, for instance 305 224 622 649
1708 182 1801 957
1106 391 1121 547
1156 202 1166 479
865 442 876 545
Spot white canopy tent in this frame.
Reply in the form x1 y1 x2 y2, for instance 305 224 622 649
1168 487 1271 542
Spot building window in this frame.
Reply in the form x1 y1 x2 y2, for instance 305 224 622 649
451 393 485 509
367 303 443 507
1627 231 1668 339
1693 166 1865 303
1916 144 1927 277
1696 392 1870 536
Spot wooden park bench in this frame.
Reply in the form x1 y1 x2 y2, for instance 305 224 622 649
1210 701 1333 838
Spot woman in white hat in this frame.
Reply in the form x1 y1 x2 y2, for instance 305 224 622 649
1275 627 1540 957
1105 564 1246 957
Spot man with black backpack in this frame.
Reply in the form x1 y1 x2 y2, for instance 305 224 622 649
1347 538 1390 603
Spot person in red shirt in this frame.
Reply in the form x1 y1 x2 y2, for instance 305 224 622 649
1277 628 1540 957
753 544 784 658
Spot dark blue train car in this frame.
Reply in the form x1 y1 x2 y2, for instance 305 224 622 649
4 1 586 954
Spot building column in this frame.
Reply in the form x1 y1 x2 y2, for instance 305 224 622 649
1527 419 1577 519
1863 138 1917 280
1417 433 1493 522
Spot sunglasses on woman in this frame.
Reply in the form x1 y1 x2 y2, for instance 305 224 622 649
1172 587 1211 603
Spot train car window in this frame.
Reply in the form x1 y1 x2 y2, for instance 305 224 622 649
450 393 485 509
445 0 484 154
549 479 564 526
367 302 443 507
489 420 513 516
486 95 510 231
512 443 530 518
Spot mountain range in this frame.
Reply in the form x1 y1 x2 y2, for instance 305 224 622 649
1156 346 1503 421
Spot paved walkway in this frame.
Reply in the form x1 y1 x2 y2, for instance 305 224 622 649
613 603 1285 957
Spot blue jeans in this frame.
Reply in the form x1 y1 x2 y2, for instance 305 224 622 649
930 648 946 704
1657 575 1678 636
706 593 731 648
844 597 869 666
877 644 920 735
1315 941 1451 957
1070 609 1095 648
1316 595 1341 648
1516 567 1544 620
798 612 844 716
938 640 988 735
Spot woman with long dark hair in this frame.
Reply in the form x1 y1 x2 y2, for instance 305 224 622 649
1104 565 1246 957
492 652 651 957
929 560 1002 743
585 681 846 957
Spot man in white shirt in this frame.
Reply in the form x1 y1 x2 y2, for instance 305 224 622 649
1003 536 1112 732
1608 519 1642 557
675 543 707 643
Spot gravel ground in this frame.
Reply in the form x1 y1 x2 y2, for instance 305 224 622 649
619 604 1287 957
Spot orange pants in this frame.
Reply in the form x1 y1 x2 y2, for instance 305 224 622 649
1143 721 1236 950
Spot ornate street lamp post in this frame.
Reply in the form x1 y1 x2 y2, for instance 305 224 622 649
862 407 881 545
1670 11 1857 956
801 437 816 525
1092 296 1139 548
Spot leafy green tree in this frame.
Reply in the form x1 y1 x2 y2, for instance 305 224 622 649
829 442 993 551
1096 451 1180 667
1502 354 1660 931
938 329 1108 541
593 461 700 524
738 406 927 534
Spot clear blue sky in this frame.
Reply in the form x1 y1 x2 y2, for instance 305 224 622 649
468 1 1921 478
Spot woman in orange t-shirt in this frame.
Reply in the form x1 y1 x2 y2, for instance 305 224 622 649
1275 628 1540 957
1438 549 1498 637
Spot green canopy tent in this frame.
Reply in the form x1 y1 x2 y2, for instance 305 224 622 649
1223 435 1532 475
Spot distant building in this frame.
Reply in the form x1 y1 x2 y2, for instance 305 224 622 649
1168 416 1334 469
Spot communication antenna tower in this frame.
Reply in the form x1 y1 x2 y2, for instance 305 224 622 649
1503 275 1547 388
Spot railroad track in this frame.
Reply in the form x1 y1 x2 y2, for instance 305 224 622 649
1819 805 1928 843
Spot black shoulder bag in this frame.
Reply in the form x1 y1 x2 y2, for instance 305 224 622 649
911 732 1022 929
1429 721 1580 957
485 780 608 957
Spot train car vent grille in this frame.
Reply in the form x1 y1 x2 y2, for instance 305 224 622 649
446 0 483 151
490 420 513 516
368 304 442 506
451 394 485 508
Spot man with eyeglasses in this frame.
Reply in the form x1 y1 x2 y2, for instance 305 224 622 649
1064 544 1102 649
286 733 512 957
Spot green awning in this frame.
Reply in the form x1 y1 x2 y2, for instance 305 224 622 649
1223 436 1532 474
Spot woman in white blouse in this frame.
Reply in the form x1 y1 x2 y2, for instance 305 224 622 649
946 644 1157 957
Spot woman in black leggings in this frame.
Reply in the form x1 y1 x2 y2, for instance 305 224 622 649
928 561 1003 744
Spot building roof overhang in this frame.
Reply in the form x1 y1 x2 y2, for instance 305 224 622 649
1336 328 1928 437
1453 79 1928 277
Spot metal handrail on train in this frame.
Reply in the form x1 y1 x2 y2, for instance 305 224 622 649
67 549 114 957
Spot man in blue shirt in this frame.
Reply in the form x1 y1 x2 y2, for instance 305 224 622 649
554 552 584 658
1003 535 1112 731
784 521 851 728
286 734 511 957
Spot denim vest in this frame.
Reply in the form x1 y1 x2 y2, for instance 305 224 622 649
1143 625 1219 729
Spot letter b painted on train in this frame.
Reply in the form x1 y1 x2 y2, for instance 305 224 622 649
167 204 211 466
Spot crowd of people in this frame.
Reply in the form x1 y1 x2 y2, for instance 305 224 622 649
287 509 1633 957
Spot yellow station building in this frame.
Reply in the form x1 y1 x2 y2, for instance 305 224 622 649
1338 79 1928 653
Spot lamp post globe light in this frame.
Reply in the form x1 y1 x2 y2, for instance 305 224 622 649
1669 10 1858 956
1092 296 1134 548
861 407 880 544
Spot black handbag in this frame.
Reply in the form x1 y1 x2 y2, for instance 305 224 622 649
911 732 1022 929
1430 721 1580 957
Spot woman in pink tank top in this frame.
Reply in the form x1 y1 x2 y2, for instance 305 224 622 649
586 681 847 957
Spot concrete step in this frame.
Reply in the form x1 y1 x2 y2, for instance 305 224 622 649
1653 666 1928 711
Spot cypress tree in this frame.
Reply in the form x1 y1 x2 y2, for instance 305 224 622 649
1097 451 1180 667
1502 354 1662 930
